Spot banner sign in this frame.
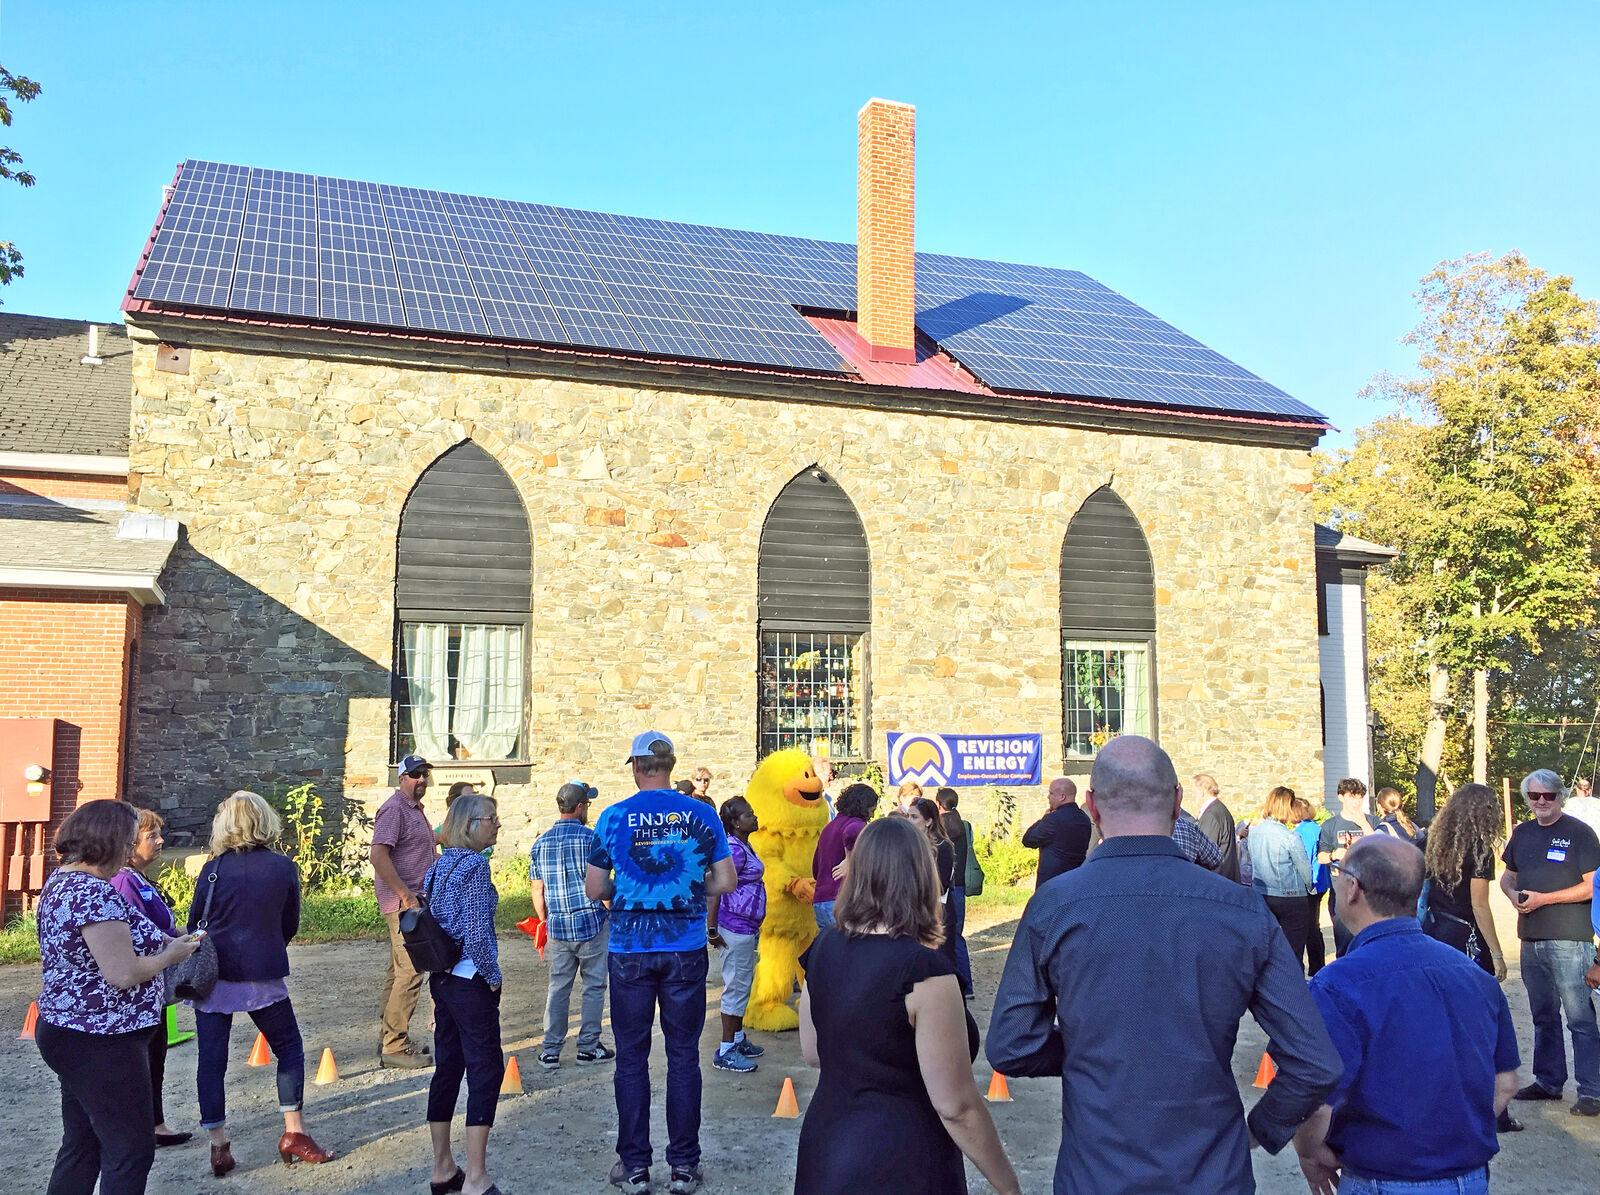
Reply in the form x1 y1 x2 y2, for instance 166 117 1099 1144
886 732 1043 788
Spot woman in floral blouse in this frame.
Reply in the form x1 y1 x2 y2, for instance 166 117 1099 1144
424 793 504 1195
35 799 200 1195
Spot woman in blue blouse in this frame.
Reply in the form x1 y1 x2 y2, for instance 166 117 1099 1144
425 793 504 1195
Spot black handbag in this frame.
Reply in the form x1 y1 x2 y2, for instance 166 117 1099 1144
398 855 468 973
169 864 220 1002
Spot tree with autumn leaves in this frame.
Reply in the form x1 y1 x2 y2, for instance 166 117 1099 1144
1317 252 1600 817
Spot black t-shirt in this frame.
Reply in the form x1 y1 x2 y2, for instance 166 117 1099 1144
1501 814 1600 942
1317 813 1373 861
1430 846 1495 925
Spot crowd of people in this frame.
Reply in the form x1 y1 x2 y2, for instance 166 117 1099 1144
25 729 1600 1195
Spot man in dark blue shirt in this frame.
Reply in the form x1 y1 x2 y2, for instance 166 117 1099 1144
1295 835 1521 1194
987 736 1341 1194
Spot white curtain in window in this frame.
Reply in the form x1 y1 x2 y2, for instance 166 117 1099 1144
402 623 451 759
452 624 524 760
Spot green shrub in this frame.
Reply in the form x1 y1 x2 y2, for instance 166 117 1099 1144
265 782 374 892
973 834 1037 887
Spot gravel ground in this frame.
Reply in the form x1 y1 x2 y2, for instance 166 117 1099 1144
2 892 1596 1193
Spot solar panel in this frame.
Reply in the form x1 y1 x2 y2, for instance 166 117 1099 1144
128 160 1324 422
135 161 249 308
231 170 318 318
317 175 407 326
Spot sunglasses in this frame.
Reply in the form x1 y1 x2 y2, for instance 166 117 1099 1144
1527 791 1561 803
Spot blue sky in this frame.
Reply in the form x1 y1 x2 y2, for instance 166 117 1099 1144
3 1 1596 444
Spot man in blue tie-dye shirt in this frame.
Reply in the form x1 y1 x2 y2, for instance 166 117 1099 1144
586 732 735 1195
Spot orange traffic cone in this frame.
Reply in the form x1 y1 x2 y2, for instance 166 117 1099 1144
17 1001 38 1041
1252 1053 1277 1088
986 1071 1013 1102
314 1047 339 1085
500 1054 524 1095
772 1076 800 1118
247 1031 272 1067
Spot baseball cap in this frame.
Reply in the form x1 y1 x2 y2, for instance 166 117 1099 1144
565 778 598 802
624 731 674 763
399 754 432 777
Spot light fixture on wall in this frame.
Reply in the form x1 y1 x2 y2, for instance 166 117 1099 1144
23 764 48 797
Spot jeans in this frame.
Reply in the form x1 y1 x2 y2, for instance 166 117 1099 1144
195 998 305 1128
813 900 836 930
429 973 503 1127
1521 938 1600 1099
1264 894 1311 967
610 948 708 1171
380 909 426 1052
948 885 973 996
1331 887 1354 957
1338 1164 1489 1194
543 926 609 1053
36 1022 156 1195
1304 892 1327 976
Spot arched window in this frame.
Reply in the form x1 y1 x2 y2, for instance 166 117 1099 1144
393 442 532 764
757 467 870 762
1060 487 1156 758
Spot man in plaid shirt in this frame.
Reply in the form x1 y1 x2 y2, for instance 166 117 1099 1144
530 780 615 1069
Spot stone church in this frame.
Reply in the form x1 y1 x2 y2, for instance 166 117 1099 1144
117 101 1348 844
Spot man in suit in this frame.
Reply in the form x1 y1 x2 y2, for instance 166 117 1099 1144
1193 773 1240 883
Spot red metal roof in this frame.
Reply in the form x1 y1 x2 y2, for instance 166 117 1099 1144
804 315 992 396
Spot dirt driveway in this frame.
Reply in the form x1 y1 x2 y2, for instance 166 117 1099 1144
2 902 1596 1193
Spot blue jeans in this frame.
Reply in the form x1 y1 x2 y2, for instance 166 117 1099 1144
813 900 836 931
1339 1165 1488 1194
1521 939 1600 1098
428 972 503 1127
195 998 304 1128
948 885 973 996
609 948 708 1171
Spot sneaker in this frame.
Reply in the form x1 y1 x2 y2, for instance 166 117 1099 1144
1497 1108 1524 1133
1572 1097 1600 1117
669 1165 703 1194
1514 1082 1562 1101
608 1161 651 1193
577 1043 616 1065
538 1050 561 1071
712 1046 757 1072
734 1037 764 1059
379 1044 433 1069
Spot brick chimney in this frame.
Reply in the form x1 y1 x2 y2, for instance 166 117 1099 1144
856 98 916 364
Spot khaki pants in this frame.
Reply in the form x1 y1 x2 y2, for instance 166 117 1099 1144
380 910 427 1053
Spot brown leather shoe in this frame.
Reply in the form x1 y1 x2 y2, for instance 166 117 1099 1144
210 1141 236 1177
277 1131 335 1165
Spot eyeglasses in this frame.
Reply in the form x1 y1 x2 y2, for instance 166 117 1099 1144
470 816 501 826
1527 791 1561 803
1328 861 1362 883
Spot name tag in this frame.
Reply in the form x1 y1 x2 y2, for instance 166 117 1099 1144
1547 848 1568 862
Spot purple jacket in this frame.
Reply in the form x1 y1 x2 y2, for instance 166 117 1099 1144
717 837 766 935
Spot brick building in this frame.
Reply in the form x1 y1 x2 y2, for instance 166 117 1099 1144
0 314 176 907
117 101 1360 846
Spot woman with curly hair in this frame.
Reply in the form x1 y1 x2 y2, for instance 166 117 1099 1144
1423 783 1507 983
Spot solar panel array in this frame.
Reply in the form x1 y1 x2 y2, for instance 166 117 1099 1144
130 160 1324 421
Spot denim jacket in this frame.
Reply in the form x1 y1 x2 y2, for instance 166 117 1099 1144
1249 818 1313 898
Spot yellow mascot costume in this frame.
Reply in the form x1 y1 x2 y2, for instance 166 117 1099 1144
742 748 829 1031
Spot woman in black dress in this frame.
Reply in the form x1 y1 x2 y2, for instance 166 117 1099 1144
908 797 961 975
795 817 1018 1195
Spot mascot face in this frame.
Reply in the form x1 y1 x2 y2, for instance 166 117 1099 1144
745 747 832 834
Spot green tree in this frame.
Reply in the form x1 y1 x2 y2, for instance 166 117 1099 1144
1 65 42 288
1318 253 1600 815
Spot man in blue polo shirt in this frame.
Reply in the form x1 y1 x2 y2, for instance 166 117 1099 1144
586 732 735 1195
1294 835 1521 1195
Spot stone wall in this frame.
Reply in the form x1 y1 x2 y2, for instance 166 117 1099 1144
126 331 1323 846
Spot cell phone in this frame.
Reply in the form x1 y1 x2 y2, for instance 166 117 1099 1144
186 929 208 942
1515 890 1529 904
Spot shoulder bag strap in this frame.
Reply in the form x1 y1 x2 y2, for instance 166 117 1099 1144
197 855 221 929
424 851 470 905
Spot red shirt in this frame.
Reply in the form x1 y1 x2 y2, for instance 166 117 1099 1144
372 789 437 914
